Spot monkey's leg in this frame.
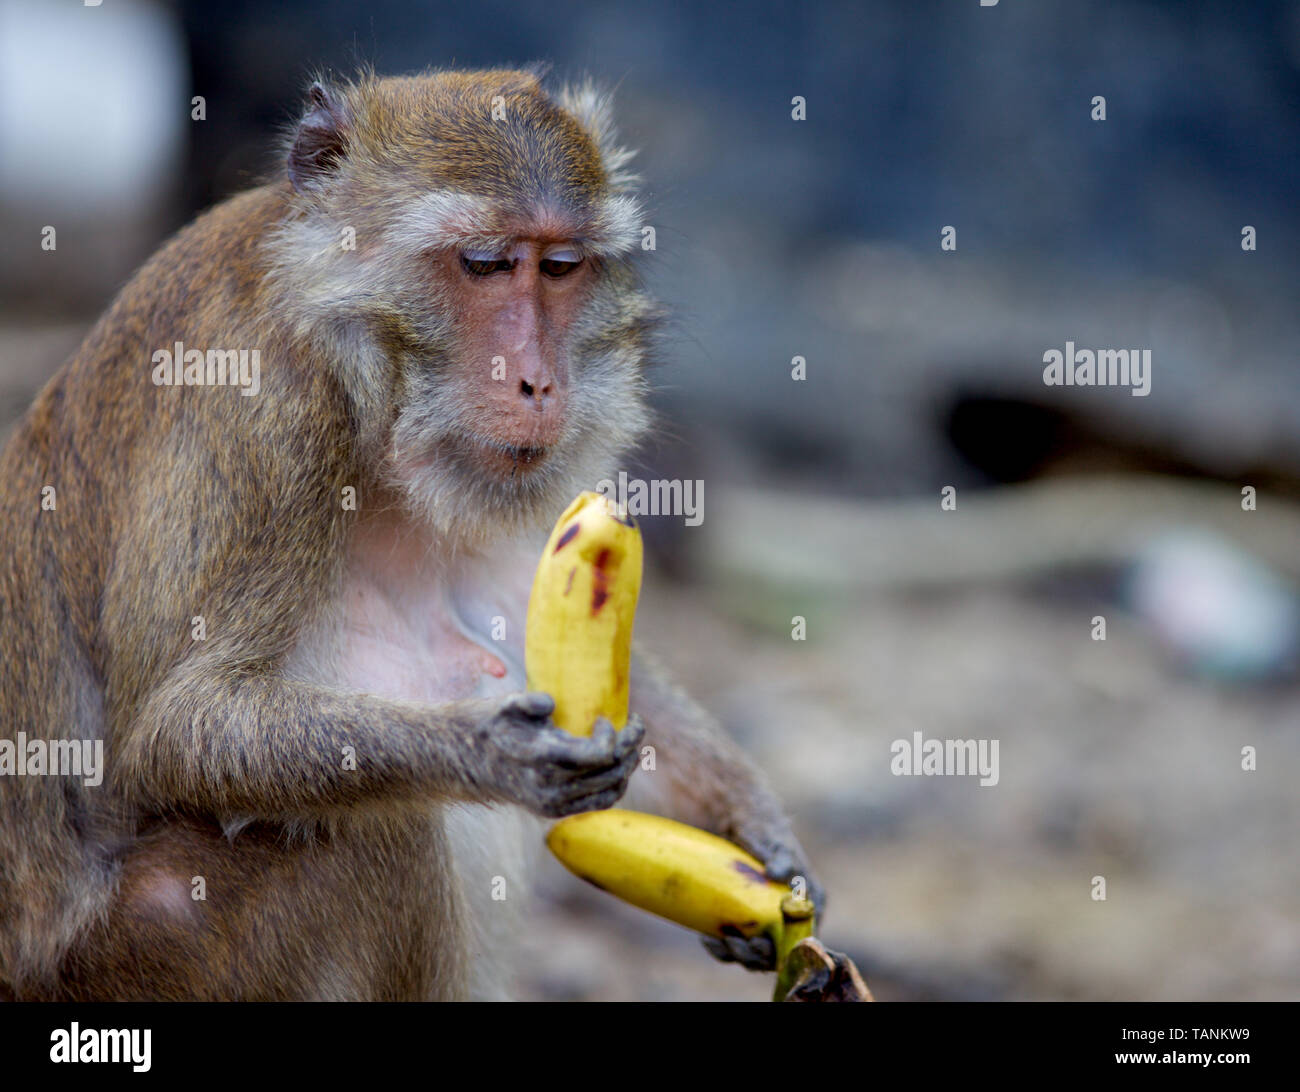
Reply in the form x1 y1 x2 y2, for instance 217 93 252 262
58 815 466 1001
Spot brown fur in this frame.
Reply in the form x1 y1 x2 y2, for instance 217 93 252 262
0 69 816 1000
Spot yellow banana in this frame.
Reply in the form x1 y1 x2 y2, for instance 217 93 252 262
529 493 844 999
546 809 799 943
525 491 642 735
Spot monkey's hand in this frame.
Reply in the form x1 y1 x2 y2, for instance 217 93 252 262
478 692 645 819
700 813 826 972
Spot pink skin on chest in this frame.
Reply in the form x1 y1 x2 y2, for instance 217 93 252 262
295 510 536 704
334 576 509 702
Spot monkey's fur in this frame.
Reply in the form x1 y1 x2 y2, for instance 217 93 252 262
0 68 820 1000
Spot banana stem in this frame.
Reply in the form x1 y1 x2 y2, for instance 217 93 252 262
772 895 817 1001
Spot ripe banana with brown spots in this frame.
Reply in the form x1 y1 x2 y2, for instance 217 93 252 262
525 490 642 736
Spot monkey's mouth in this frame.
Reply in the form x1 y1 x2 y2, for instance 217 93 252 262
474 436 551 477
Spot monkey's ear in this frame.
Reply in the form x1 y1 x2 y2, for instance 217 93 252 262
288 81 349 193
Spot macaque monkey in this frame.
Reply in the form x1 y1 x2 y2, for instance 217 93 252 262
0 68 821 1001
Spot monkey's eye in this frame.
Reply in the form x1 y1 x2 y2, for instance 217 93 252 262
460 250 516 277
539 249 583 278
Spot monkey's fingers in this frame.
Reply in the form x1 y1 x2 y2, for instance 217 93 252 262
496 725 599 766
539 719 631 771
501 691 556 721
735 827 827 920
536 784 627 819
525 734 639 815
556 749 639 790
610 713 645 758
760 845 798 881
701 933 776 972
527 758 635 815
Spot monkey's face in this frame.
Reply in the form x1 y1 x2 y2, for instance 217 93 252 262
386 221 655 546
273 71 660 546
414 224 604 483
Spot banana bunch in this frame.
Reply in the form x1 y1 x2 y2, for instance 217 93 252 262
525 490 642 735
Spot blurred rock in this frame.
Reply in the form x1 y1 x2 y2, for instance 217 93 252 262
1126 532 1299 681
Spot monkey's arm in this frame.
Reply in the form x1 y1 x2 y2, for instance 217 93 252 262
625 647 823 970
115 672 642 822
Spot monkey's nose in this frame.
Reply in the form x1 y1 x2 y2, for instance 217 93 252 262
520 378 554 404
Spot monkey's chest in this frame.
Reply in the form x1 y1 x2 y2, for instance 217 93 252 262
288 561 529 705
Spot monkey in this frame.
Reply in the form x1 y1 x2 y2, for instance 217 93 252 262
0 67 822 1001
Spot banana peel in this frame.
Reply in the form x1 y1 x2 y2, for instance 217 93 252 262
546 810 790 941
778 937 874 1002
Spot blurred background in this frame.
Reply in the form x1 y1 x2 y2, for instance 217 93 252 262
1 0 1297 1000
